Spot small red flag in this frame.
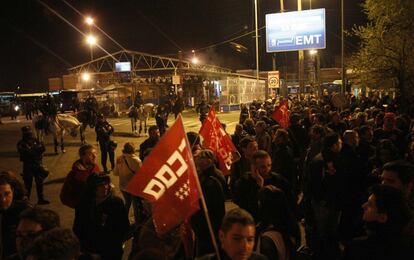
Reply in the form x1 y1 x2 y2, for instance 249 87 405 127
126 116 200 235
272 99 290 129
199 107 238 175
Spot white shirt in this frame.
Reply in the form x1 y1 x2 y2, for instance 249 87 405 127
114 153 142 191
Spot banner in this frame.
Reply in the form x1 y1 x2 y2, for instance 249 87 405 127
272 99 290 129
126 116 200 234
199 107 238 175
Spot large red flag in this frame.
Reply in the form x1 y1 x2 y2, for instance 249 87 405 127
199 107 238 175
126 116 200 235
272 99 290 129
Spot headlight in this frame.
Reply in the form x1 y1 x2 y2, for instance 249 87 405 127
14 105 20 111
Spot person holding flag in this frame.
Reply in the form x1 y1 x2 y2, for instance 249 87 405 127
199 106 239 176
272 99 290 129
126 115 222 259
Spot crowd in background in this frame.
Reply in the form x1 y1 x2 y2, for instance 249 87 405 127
1 92 414 259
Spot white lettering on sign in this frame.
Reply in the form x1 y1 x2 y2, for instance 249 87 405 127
143 138 189 200
295 34 322 46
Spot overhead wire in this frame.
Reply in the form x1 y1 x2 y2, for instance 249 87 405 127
61 0 128 52
36 0 119 63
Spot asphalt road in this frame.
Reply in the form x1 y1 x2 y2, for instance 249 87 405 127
0 110 240 229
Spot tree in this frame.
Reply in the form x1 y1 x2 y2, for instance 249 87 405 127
350 0 414 111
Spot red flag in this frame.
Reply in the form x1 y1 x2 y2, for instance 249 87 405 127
126 116 200 235
272 99 290 129
199 107 238 175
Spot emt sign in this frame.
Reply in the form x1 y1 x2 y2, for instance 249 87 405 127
266 8 326 52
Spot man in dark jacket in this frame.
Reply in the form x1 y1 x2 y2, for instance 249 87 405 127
197 208 267 260
308 132 344 260
73 173 130 260
17 126 49 205
0 174 31 258
342 185 413 260
192 149 226 257
7 208 60 260
234 150 294 220
196 100 210 124
139 125 160 161
95 114 115 173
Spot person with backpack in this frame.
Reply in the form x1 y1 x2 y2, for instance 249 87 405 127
113 142 145 226
60 144 100 209
256 185 301 260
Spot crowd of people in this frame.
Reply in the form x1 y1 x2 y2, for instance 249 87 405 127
1 93 414 259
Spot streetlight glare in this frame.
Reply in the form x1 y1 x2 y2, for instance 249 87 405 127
192 57 199 64
309 49 318 55
82 72 91 81
85 17 94 25
86 35 97 46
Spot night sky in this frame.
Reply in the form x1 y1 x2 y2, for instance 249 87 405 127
0 0 365 92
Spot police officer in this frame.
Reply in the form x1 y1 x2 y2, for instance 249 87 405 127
84 94 98 126
134 91 144 107
95 114 115 173
196 99 210 124
17 126 49 205
40 94 57 134
24 100 33 120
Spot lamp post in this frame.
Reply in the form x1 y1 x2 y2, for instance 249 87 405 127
309 50 319 88
254 0 260 88
86 35 97 61
341 0 345 94
298 0 305 95
85 16 95 62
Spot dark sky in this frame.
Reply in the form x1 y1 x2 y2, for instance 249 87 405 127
0 0 365 92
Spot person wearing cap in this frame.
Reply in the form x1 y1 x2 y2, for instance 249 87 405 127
95 114 115 173
373 112 405 155
114 142 144 226
73 173 130 260
16 126 49 205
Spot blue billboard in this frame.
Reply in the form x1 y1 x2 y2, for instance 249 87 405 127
266 8 326 52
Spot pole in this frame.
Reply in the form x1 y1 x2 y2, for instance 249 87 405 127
341 0 346 94
90 46 93 61
280 0 286 97
254 0 260 87
298 0 304 95
181 116 221 260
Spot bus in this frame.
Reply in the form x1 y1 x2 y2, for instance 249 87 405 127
0 92 17 115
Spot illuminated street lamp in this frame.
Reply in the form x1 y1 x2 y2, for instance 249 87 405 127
85 35 97 61
85 16 94 26
81 72 91 82
86 35 97 46
191 49 199 64
309 49 318 56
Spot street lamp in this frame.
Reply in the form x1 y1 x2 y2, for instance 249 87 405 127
191 50 199 64
81 72 91 82
86 35 97 46
309 49 318 56
85 16 94 26
85 35 97 61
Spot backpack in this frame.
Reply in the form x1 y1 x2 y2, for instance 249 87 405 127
257 230 289 260
59 171 84 209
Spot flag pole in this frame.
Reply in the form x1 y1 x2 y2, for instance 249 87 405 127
180 115 222 260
